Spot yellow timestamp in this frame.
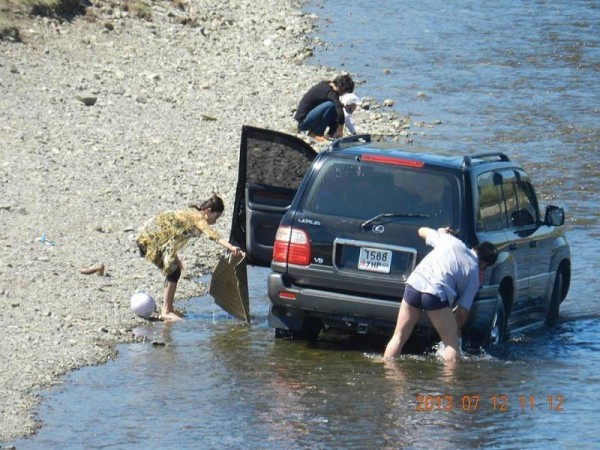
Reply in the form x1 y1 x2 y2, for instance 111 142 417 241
415 394 564 412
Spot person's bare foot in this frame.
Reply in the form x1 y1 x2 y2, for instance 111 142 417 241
160 311 183 322
173 307 186 317
308 131 327 142
79 263 105 276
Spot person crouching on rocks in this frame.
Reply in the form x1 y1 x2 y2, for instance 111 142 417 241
136 194 243 321
294 74 355 142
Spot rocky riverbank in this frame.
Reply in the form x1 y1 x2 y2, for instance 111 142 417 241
0 0 408 441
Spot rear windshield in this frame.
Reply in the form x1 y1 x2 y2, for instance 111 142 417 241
303 159 459 229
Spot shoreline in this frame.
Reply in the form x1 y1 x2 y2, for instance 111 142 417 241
0 0 407 441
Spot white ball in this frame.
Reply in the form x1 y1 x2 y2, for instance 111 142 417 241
130 292 156 318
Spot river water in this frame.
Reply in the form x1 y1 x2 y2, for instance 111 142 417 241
8 1 600 448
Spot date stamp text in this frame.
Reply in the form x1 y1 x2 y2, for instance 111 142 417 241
415 394 564 413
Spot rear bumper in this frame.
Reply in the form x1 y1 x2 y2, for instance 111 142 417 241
268 272 401 321
268 272 498 338
268 272 421 336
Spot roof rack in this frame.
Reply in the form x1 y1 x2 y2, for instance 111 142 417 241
328 134 371 151
462 152 510 168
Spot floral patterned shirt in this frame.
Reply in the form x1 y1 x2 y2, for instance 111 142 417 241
136 208 221 275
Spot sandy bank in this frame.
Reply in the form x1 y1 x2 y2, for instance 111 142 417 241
0 0 407 441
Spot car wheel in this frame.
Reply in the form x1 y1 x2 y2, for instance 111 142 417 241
546 271 563 325
485 292 507 349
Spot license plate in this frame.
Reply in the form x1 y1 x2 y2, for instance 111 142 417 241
358 247 392 273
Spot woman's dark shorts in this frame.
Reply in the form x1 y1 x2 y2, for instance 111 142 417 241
137 241 181 282
403 284 450 311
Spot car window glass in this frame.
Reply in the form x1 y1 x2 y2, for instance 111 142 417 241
501 179 519 227
477 171 505 231
513 181 537 226
500 171 537 228
303 159 458 228
246 136 312 190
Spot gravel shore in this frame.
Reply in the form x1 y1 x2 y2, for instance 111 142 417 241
0 0 407 441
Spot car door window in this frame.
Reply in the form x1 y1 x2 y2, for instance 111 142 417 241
477 171 506 231
503 182 520 227
502 171 537 228
246 135 311 190
512 182 537 226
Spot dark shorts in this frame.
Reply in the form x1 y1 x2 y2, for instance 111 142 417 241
137 242 181 282
403 284 450 311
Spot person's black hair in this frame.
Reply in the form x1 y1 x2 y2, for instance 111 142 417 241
474 241 498 266
333 74 354 94
190 193 224 213
445 227 460 238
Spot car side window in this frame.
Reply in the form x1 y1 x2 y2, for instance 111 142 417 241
500 170 537 228
477 171 505 231
513 181 538 226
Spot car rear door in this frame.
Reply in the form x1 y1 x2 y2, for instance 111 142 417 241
229 126 317 266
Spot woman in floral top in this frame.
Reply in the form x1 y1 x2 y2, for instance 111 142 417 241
136 194 242 321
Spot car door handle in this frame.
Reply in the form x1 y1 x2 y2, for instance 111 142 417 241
529 240 537 248
509 243 517 251
247 200 290 213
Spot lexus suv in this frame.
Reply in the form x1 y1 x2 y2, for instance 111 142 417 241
230 126 571 348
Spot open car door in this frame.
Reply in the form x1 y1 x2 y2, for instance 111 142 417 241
229 125 317 266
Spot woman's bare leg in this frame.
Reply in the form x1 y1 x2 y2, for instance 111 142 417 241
427 308 460 362
384 301 421 359
161 280 182 321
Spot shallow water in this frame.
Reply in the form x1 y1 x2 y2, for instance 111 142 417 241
8 273 600 449
7 0 600 448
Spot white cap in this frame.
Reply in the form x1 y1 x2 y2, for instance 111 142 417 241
340 93 361 106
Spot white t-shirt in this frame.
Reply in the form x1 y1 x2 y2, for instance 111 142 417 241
340 93 360 135
406 229 480 310
344 109 356 135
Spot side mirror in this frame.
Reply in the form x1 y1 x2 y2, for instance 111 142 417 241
545 205 565 226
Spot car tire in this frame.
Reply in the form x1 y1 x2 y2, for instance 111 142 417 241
546 271 563 325
484 292 507 349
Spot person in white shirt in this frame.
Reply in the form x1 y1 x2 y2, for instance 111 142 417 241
384 227 498 362
340 93 361 135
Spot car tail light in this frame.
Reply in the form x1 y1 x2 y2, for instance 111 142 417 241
272 226 311 265
361 154 424 168
278 291 297 300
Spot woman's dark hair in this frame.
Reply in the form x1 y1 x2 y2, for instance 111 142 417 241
445 227 460 238
190 194 224 213
332 74 354 94
474 241 498 266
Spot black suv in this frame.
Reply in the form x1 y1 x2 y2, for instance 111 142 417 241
230 126 571 348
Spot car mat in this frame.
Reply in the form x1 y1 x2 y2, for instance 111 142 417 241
208 252 250 323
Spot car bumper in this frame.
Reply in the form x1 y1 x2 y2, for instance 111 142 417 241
268 272 499 338
268 272 426 335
